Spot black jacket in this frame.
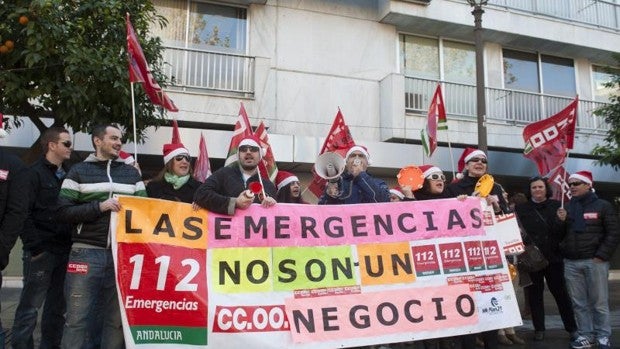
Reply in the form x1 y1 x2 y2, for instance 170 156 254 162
0 149 28 270
147 177 201 203
515 199 564 263
559 192 620 261
21 157 72 255
57 154 146 248
193 165 277 215
445 175 510 213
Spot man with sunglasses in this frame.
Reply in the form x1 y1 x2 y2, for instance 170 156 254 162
557 171 619 349
194 135 276 215
56 124 146 348
11 127 73 349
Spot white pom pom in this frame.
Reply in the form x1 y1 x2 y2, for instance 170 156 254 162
456 173 464 179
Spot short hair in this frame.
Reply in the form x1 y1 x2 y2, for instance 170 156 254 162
526 176 553 200
40 127 69 153
91 124 120 150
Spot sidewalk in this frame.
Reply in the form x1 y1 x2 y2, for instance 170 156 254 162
2 278 620 348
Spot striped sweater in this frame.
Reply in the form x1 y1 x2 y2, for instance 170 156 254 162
57 154 146 248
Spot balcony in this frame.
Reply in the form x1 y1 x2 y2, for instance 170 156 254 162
488 0 620 31
162 46 255 96
404 77 609 133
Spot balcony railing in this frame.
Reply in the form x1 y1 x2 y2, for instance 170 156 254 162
405 77 609 133
162 46 255 95
488 0 620 31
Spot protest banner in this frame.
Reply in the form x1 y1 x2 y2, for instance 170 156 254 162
112 196 522 348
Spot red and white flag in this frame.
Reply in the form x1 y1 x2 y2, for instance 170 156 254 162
224 102 254 166
548 165 571 203
255 121 278 182
126 13 178 112
305 109 356 203
420 84 447 157
523 97 578 176
193 133 212 182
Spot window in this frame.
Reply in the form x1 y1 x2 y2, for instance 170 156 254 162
592 65 619 103
153 0 252 93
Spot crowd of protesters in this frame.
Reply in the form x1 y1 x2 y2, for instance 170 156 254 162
0 123 618 349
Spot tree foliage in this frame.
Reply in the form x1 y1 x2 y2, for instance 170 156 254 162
0 0 171 147
592 56 620 170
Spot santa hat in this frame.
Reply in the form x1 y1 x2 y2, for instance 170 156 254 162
163 143 190 164
238 135 265 157
275 171 299 191
389 187 405 200
345 145 371 164
569 171 593 186
419 165 442 179
0 115 7 138
118 151 135 165
456 147 487 179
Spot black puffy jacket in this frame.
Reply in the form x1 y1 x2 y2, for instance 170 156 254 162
559 192 620 261
515 199 564 263
0 149 28 270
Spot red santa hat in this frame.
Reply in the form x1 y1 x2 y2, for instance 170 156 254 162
275 171 299 191
569 171 593 186
456 147 487 179
118 150 135 165
419 165 442 179
389 186 405 200
345 145 371 164
163 143 190 164
238 135 265 158
0 115 7 138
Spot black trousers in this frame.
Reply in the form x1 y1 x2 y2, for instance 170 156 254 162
460 331 498 349
525 261 577 333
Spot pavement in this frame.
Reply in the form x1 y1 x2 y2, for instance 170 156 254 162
1 276 620 348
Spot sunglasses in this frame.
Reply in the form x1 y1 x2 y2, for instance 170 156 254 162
428 173 446 181
467 157 487 164
568 181 586 187
60 141 72 148
174 154 190 162
239 145 260 153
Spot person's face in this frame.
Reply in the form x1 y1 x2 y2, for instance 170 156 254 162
238 144 261 171
171 153 190 176
466 156 488 177
49 132 72 161
390 193 402 202
530 179 547 202
289 181 301 198
95 127 122 160
427 172 445 194
346 151 368 171
568 179 591 197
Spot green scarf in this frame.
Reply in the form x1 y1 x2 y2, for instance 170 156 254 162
164 172 190 190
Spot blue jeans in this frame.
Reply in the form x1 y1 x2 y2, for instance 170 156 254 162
564 258 611 342
61 248 124 349
12 250 68 349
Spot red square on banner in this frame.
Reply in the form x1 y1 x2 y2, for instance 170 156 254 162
463 241 486 272
117 242 208 327
412 244 441 277
481 240 503 270
438 242 466 274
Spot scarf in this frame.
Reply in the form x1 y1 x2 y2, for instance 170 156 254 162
567 191 598 232
164 172 190 190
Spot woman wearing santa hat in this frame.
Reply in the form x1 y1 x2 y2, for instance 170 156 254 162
147 142 201 203
275 170 306 204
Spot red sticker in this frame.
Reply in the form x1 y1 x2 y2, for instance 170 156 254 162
439 242 467 274
584 213 599 219
464 241 486 271
412 244 441 277
67 262 88 274
0 170 8 181
482 240 503 270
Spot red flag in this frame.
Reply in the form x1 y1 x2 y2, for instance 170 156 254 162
255 121 278 182
126 14 178 112
225 102 254 166
305 109 356 203
171 119 181 144
523 97 578 176
193 133 212 182
548 165 571 203
420 84 447 157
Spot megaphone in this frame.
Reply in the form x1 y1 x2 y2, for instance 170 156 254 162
314 152 346 180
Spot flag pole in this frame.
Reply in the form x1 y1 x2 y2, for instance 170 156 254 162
130 82 138 162
560 150 571 209
446 131 456 180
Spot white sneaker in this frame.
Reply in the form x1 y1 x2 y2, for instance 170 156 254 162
570 336 592 349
